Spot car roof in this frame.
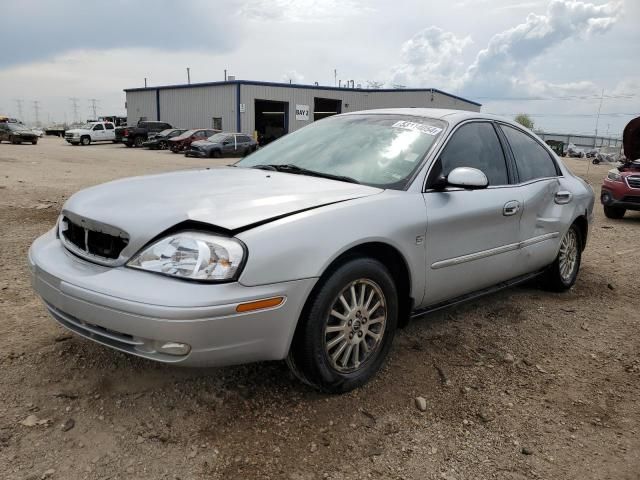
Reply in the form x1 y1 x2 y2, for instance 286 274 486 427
340 108 518 126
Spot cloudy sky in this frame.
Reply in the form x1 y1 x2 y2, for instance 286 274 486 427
1 0 637 136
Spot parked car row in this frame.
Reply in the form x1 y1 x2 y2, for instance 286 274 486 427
60 118 259 158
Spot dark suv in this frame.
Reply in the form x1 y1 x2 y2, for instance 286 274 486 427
120 121 173 147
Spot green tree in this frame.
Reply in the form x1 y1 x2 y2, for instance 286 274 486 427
514 114 534 130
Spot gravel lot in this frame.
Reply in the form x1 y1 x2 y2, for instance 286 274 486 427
1 137 638 480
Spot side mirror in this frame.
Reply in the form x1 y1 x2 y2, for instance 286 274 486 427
446 167 489 189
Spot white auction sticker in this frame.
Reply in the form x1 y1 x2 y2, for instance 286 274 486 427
392 120 442 136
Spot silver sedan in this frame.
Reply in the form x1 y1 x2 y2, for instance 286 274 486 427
29 109 594 393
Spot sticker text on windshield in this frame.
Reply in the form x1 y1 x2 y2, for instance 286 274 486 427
392 121 443 136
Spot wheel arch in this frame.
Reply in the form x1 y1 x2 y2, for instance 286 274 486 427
292 242 414 349
573 213 588 251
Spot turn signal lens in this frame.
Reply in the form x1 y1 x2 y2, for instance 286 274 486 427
236 297 284 313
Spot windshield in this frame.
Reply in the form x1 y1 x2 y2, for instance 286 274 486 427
207 133 227 143
236 114 445 189
156 129 173 137
7 124 29 131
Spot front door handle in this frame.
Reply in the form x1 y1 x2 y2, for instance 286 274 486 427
555 190 573 205
503 200 520 216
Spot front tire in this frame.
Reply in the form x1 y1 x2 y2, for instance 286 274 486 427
604 205 625 219
81 136 91 146
542 223 582 292
288 257 398 393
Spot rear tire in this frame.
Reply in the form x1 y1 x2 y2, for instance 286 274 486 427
134 136 144 147
287 257 398 393
541 223 582 292
604 205 625 219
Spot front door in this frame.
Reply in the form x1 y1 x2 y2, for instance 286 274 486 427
422 121 523 306
92 124 105 141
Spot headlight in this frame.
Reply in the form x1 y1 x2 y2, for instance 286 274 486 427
127 232 245 282
607 169 622 182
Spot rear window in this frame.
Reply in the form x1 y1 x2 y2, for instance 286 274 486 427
500 125 558 182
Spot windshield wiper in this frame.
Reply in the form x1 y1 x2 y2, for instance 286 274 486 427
250 164 360 184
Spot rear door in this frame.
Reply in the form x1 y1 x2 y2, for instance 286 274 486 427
422 121 523 306
498 124 568 273
104 123 115 141
221 135 237 155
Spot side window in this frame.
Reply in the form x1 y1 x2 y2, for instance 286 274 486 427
93 124 104 131
239 135 252 143
433 122 509 186
105 123 114 130
500 125 558 182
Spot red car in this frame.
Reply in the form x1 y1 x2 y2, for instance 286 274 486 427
169 129 218 153
600 116 640 219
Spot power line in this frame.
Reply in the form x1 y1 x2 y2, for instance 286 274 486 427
476 93 637 101
33 100 41 126
69 97 80 123
88 98 99 119
14 99 23 120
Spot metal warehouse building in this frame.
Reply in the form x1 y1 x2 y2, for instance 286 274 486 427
124 80 481 143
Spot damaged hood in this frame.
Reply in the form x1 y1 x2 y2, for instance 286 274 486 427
62 166 381 257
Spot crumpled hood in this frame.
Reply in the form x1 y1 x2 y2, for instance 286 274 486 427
62 166 382 258
191 140 218 148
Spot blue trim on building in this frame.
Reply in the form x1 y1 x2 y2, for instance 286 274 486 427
155 89 160 121
236 83 241 132
124 79 481 107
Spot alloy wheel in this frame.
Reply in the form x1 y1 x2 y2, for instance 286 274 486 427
559 228 578 282
324 279 387 373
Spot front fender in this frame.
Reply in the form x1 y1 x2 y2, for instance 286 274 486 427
236 191 427 304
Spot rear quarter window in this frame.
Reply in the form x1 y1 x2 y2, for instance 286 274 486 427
500 125 558 182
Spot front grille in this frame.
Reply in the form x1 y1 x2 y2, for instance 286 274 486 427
627 176 640 189
621 196 640 204
64 133 74 139
61 216 128 260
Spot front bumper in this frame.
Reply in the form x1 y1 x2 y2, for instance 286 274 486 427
601 179 640 211
185 149 207 158
29 229 316 367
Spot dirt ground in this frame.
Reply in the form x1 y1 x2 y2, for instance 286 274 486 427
0 137 638 480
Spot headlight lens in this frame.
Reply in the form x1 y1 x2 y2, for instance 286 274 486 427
127 232 245 281
607 169 622 182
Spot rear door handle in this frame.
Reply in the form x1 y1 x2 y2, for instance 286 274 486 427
555 191 573 205
503 200 520 216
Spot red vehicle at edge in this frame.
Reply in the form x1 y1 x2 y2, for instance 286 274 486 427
600 116 640 219
169 129 218 153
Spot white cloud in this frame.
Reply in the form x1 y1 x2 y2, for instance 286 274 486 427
391 27 472 88
239 0 371 22
462 0 623 95
282 70 305 83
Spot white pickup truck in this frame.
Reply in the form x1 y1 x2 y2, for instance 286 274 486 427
64 122 117 146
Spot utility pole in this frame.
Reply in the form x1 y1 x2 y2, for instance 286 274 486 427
14 99 24 121
33 100 41 126
186 67 191 84
334 69 337 87
69 97 80 123
144 77 147 88
594 88 604 148
88 98 98 120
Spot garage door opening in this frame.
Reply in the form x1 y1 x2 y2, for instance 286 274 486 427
314 97 341 121
255 99 288 146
